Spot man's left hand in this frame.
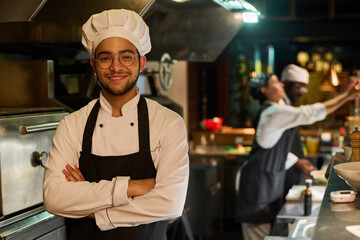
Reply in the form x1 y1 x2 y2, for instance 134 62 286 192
62 164 85 182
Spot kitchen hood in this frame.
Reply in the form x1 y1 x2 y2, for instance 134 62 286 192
0 0 154 44
0 0 243 62
143 1 244 62
0 0 47 22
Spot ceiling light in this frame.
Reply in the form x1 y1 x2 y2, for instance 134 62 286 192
172 0 190 2
242 12 258 23
213 0 261 23
212 0 257 12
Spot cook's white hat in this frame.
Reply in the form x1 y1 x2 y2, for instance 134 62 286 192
281 64 309 85
81 9 151 58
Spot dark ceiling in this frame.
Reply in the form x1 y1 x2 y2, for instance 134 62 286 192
0 0 359 63
234 0 360 72
238 0 360 42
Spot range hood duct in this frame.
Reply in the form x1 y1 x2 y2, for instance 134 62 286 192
0 0 48 22
0 0 154 43
143 3 243 62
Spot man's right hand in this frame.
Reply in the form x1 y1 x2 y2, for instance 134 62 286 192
127 178 155 198
295 158 317 178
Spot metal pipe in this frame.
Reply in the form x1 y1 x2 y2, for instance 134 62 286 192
18 122 59 135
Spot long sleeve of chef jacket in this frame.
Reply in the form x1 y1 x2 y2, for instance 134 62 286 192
256 102 326 149
43 92 189 230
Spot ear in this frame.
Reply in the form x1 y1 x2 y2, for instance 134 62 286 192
260 86 267 94
90 59 96 72
139 56 147 73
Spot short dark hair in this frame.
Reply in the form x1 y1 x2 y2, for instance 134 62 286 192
248 73 274 104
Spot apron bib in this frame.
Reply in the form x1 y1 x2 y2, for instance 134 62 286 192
66 97 168 240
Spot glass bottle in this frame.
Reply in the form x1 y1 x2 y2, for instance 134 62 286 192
304 179 312 216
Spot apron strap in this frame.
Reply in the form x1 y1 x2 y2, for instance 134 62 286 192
82 100 100 153
138 97 151 154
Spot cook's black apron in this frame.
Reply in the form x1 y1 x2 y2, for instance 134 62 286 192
284 127 304 196
66 97 168 240
236 104 297 223
283 97 304 196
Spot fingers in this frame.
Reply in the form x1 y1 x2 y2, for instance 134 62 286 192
74 165 85 181
62 169 76 182
62 164 85 182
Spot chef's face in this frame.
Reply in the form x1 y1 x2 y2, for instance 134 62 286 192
261 75 286 103
90 37 146 97
284 81 308 104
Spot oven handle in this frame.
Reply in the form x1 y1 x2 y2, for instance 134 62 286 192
19 122 59 135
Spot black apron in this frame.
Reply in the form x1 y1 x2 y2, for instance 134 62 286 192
236 104 297 223
284 127 304 196
66 97 168 240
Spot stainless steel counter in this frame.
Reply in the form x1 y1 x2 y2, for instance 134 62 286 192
312 152 360 239
276 201 321 221
272 183 323 239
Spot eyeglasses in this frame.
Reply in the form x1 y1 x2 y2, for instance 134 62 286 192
95 52 139 69
298 86 308 94
292 82 308 94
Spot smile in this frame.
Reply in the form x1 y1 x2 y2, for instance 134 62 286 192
108 74 128 81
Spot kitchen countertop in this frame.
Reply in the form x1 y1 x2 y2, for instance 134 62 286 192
276 199 322 222
312 151 360 239
189 146 250 157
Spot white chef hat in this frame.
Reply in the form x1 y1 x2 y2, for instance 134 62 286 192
280 64 309 85
81 9 151 58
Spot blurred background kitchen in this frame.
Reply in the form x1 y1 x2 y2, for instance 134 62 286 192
1 0 360 239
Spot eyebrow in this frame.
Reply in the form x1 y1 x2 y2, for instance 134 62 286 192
96 50 135 57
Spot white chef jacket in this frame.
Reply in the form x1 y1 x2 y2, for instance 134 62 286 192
43 91 189 231
255 100 327 150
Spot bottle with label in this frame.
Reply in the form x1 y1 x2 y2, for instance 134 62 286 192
304 179 312 216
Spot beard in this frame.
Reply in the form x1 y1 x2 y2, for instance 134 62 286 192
97 71 139 96
288 92 301 104
101 77 138 96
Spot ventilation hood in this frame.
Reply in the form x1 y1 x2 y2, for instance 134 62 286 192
0 0 243 62
0 0 48 22
143 1 244 62
0 0 154 43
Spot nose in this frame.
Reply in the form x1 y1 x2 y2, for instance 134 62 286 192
109 57 124 72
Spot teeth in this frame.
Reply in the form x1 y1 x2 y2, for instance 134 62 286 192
109 76 124 80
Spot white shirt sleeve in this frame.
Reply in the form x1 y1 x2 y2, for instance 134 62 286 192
256 102 326 149
285 152 299 170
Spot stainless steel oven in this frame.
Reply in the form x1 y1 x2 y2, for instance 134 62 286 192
0 109 68 239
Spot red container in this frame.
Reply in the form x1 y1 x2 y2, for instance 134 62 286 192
204 117 223 132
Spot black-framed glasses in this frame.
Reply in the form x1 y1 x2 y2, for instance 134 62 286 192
95 52 139 69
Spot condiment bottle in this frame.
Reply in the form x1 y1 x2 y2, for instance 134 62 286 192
304 179 312 216
350 127 360 162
